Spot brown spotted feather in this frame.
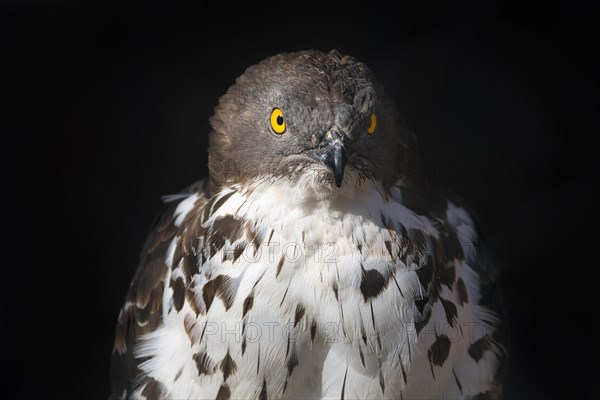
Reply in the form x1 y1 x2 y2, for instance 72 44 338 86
109 179 212 399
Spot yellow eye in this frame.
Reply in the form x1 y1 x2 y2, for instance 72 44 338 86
367 113 377 135
270 108 286 134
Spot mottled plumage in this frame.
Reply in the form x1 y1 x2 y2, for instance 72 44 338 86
110 50 507 399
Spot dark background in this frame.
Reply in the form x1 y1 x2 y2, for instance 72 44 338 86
3 0 599 398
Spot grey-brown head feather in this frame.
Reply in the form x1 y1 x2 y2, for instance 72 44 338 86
208 49 419 190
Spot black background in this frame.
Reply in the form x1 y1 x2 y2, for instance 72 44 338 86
3 1 599 398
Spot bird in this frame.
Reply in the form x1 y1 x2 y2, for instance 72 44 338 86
110 49 507 400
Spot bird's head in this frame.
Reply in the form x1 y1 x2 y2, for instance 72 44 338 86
208 50 420 197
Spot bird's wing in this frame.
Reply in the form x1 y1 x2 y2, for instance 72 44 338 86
109 179 213 399
392 182 508 394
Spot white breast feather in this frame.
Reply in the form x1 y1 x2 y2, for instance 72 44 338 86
133 172 504 399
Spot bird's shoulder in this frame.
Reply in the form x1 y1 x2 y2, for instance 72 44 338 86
391 181 503 307
109 178 214 399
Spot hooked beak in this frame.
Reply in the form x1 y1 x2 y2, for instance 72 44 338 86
308 127 349 187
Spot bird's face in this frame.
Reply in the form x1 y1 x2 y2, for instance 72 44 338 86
208 50 418 195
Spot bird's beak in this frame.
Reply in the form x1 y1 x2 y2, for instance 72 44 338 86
308 126 349 187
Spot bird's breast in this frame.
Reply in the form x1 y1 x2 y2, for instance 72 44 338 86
142 181 462 399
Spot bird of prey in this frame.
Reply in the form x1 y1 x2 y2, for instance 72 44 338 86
110 50 507 399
